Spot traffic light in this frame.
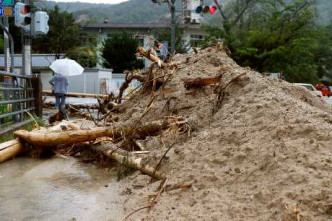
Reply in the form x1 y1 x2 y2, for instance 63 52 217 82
195 5 217 15
195 5 202 13
33 11 49 35
209 6 217 15
14 3 31 28
202 6 210 13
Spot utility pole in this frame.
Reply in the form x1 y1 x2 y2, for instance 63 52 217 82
22 0 32 76
3 17 10 72
169 0 176 54
22 30 32 76
152 0 176 54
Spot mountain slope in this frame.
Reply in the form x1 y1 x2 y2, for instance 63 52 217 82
36 0 331 25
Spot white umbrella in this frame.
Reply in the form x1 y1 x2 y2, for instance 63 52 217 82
49 58 84 76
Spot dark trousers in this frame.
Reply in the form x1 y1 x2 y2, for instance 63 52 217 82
55 93 66 109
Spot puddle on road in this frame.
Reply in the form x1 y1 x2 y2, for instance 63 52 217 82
0 157 125 221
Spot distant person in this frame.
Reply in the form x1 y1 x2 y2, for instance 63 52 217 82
49 73 68 110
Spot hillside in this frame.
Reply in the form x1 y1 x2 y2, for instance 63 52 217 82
36 0 332 25
35 0 218 24
36 0 173 23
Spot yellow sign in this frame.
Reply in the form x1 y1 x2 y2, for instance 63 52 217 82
3 7 14 16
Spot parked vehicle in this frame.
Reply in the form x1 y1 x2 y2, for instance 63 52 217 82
315 84 332 97
294 83 323 97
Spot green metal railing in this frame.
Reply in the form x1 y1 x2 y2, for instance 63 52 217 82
0 71 35 127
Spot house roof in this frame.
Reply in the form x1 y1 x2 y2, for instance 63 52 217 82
83 23 200 29
0 54 63 69
84 23 170 29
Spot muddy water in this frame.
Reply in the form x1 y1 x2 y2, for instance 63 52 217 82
0 157 125 221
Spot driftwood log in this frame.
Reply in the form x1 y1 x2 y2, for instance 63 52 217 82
117 70 165 104
44 102 99 110
183 74 223 89
15 118 185 147
43 90 108 99
137 46 162 66
0 139 25 163
91 142 166 180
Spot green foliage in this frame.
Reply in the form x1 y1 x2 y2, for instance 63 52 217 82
34 0 183 24
202 0 332 84
0 36 4 54
151 25 188 54
0 18 24 53
32 5 98 68
0 104 13 124
101 32 144 73
0 116 45 143
66 33 99 68
33 5 82 57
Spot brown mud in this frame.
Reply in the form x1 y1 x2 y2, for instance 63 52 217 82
109 45 332 221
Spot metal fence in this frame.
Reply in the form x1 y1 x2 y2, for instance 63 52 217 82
0 71 35 127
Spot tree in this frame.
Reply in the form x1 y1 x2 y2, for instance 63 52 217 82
101 32 144 73
0 18 24 53
152 25 188 54
201 0 332 84
33 5 82 58
32 5 98 68
0 37 4 54
66 33 99 68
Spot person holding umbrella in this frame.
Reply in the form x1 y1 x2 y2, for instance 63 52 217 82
49 73 68 110
49 58 84 110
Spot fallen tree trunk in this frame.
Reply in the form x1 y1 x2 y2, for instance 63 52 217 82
0 139 25 163
43 90 108 99
183 74 223 89
15 118 185 147
91 142 166 180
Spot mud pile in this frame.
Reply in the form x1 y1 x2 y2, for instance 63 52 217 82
113 45 332 221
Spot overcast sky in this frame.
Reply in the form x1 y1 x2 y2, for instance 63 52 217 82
51 0 128 4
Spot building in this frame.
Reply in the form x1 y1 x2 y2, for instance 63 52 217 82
82 22 207 51
0 54 113 94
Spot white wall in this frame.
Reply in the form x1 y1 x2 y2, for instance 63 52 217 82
40 69 112 94
109 73 140 96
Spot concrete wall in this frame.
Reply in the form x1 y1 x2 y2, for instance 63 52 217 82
109 73 140 96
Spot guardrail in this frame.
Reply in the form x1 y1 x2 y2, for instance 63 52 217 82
0 71 41 128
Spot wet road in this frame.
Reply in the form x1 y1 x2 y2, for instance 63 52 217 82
45 96 98 106
0 157 125 221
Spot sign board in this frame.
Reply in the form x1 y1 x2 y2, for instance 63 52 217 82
0 0 15 6
0 6 14 17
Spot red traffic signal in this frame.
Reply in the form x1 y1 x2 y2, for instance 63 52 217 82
209 6 217 14
21 5 31 14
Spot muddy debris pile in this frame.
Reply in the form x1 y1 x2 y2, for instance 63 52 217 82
112 45 332 221
9 44 332 221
